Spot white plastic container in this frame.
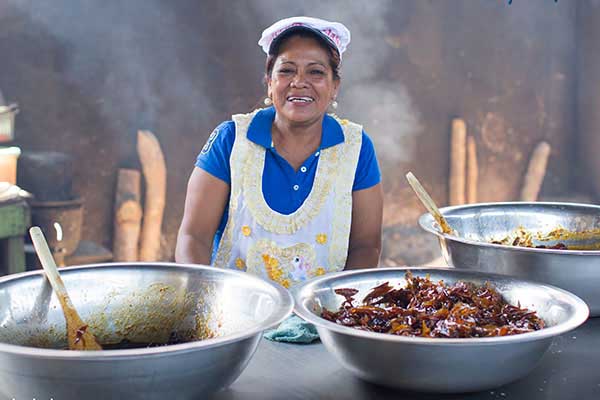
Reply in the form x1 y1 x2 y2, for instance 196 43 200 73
0 104 18 142
0 146 21 184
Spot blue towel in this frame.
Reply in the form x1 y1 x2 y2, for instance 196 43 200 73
263 315 320 343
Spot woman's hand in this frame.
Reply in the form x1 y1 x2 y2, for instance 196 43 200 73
175 167 229 265
345 183 384 270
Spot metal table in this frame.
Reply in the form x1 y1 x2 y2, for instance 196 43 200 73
214 318 600 400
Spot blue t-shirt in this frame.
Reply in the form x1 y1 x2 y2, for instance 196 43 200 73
195 106 381 259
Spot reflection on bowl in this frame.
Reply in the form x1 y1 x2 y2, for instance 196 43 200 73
0 263 293 400
294 268 588 393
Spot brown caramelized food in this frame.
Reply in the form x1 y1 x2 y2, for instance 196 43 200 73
489 227 600 250
491 238 568 250
101 339 184 350
57 331 191 350
321 271 545 338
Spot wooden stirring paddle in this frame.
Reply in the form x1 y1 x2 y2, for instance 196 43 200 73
405 172 455 235
29 227 102 350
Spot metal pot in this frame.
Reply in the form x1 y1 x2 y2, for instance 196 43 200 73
418 202 600 316
0 262 293 400
30 197 84 257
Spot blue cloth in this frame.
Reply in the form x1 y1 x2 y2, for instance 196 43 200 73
195 106 382 260
263 315 320 343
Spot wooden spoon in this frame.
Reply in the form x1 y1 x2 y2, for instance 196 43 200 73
405 172 455 235
29 226 102 350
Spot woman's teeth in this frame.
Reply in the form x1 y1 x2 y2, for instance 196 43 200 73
287 97 314 103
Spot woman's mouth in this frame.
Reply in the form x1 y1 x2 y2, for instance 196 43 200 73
286 96 314 104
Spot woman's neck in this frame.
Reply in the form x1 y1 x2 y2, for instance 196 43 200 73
271 115 324 170
272 114 323 141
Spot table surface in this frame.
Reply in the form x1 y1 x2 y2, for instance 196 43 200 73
213 318 600 400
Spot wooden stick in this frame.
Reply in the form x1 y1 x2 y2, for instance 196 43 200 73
520 141 551 201
113 169 142 261
449 118 467 205
137 131 167 261
406 172 454 235
30 227 102 350
466 136 478 203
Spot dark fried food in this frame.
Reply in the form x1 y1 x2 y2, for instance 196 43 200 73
491 239 568 250
321 271 545 338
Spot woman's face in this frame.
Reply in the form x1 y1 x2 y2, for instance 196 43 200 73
267 35 340 126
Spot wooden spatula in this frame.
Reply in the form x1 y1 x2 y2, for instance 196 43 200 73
29 226 102 350
405 172 455 235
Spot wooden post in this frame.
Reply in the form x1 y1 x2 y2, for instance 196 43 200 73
113 169 142 262
520 141 551 202
466 136 478 203
137 131 166 261
449 119 467 205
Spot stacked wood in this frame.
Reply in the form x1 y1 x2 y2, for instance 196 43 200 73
137 130 167 262
113 169 142 261
449 119 467 205
520 141 551 201
466 136 478 203
446 118 550 204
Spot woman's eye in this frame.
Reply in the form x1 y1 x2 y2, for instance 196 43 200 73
310 70 325 75
278 68 294 74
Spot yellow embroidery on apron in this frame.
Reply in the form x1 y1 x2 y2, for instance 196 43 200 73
235 257 246 270
247 239 317 287
315 233 328 245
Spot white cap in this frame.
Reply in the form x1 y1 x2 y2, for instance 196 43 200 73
258 16 351 59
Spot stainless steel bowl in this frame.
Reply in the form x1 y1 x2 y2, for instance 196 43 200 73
0 262 293 400
419 202 600 316
293 267 588 393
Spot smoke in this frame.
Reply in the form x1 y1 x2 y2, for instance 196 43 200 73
340 81 421 164
6 0 216 133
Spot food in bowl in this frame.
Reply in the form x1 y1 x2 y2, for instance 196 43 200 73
100 335 196 350
321 271 545 338
65 329 211 350
489 226 600 250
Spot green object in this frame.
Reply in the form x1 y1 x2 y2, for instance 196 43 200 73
0 200 30 275
0 202 28 237
263 315 320 344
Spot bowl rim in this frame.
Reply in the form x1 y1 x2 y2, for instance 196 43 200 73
293 267 590 345
0 262 294 359
418 201 600 256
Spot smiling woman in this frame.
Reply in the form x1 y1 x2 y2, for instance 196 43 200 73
176 16 383 289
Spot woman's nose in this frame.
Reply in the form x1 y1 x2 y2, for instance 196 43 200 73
290 72 308 88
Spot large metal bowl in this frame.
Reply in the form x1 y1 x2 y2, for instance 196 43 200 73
418 202 600 316
0 262 293 400
293 267 588 393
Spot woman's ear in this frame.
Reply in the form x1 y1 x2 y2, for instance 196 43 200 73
266 76 273 98
333 79 341 99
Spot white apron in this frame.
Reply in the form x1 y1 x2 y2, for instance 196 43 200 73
213 109 362 288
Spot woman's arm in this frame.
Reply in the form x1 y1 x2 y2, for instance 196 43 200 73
175 167 230 265
345 183 383 270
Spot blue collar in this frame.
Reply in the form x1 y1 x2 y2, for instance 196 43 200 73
246 106 345 149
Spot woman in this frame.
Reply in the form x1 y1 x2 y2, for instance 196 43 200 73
176 16 383 288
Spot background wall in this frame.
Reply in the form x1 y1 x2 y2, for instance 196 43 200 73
0 0 589 264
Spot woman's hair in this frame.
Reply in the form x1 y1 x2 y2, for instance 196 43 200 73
264 30 341 84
